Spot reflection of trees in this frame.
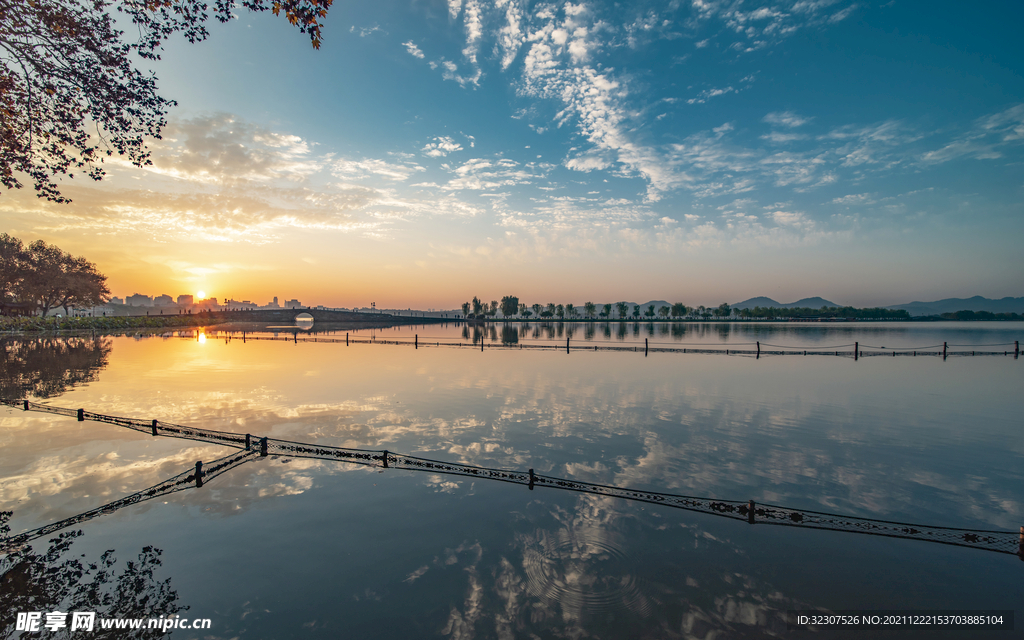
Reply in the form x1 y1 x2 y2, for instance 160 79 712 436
0 337 111 402
0 512 186 639
500 326 518 345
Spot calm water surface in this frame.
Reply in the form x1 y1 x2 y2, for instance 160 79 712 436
1 323 1022 638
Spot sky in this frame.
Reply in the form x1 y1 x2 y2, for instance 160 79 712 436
3 0 1023 309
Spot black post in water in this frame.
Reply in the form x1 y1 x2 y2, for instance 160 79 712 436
854 342 858 361
529 468 535 490
756 341 760 357
645 338 649 357
77 409 84 422
415 334 418 349
747 500 756 525
943 342 947 359
151 419 158 436
293 331 297 344
382 450 389 468
260 437 268 457
566 336 569 354
243 331 246 343
195 461 203 488
346 332 349 346
245 434 251 451
1015 341 1019 358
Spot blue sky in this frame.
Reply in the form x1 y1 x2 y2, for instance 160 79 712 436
4 0 1023 307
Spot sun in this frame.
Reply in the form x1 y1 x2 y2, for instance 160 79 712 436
196 290 206 299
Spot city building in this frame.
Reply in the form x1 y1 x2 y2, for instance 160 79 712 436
177 294 193 306
285 299 302 308
125 293 152 306
153 294 173 305
110 296 124 305
224 299 258 310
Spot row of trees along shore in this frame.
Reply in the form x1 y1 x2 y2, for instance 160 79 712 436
460 297 911 321
1 234 109 317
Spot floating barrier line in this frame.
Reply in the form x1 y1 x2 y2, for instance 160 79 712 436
3 399 1021 560
1 449 256 551
184 332 1021 359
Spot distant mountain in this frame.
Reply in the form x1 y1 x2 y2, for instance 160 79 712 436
885 296 1024 316
732 296 840 310
731 296 780 309
785 297 840 309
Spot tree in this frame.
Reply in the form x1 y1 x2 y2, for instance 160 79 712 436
602 303 612 318
461 301 470 317
518 302 527 317
532 303 542 318
489 300 498 316
0 233 25 305
632 304 640 319
615 301 628 319
59 255 109 314
555 303 564 319
584 301 596 319
2 0 334 203
717 302 731 319
500 295 519 318
670 302 686 318
658 305 670 319
471 296 483 316
644 304 655 318
546 302 555 317
18 240 77 316
565 303 574 319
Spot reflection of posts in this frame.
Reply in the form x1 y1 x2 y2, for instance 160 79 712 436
7 399 1024 561
3 450 255 551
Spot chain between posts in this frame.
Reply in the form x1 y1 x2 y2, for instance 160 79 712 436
3 399 1022 559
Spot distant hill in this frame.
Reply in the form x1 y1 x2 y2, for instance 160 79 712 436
786 297 840 309
732 296 840 310
731 296 780 309
885 296 1024 316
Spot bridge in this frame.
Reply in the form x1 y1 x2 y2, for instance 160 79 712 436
192 309 446 324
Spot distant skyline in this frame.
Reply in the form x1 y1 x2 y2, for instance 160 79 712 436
2 0 1022 307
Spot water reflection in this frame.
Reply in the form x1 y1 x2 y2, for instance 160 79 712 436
1 331 1022 637
0 337 111 402
0 512 186 632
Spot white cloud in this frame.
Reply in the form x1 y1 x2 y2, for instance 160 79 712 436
919 103 1024 164
687 86 735 104
831 193 875 205
402 41 425 59
761 132 807 143
565 152 611 172
763 111 811 128
422 136 464 157
332 158 425 181
495 0 526 69
441 157 540 190
135 114 322 185
438 58 482 87
349 25 383 37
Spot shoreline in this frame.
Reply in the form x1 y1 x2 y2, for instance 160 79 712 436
2 314 1020 337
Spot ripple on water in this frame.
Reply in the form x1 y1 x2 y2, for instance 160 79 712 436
521 527 652 617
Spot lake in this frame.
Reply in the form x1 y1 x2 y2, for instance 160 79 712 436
1 322 1022 638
